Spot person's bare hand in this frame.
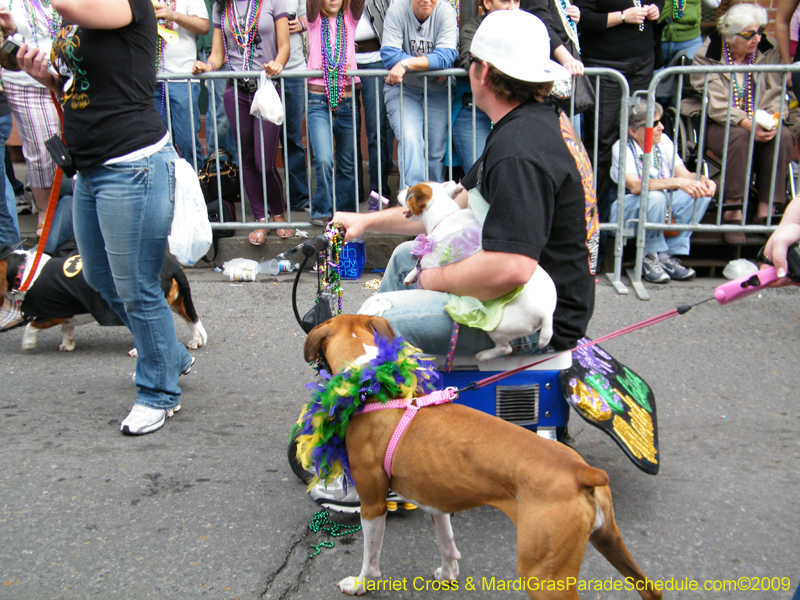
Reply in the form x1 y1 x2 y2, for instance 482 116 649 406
192 60 213 75
754 123 777 142
264 60 283 76
566 4 580 22
561 54 584 76
645 3 660 20
621 6 648 24
0 8 17 35
153 1 176 22
332 211 367 243
385 62 406 86
764 196 800 283
287 17 303 33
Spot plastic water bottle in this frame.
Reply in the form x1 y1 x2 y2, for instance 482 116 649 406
258 259 299 274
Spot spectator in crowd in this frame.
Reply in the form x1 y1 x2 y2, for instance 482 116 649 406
19 0 194 434
453 0 519 173
610 99 714 283
283 0 310 212
575 0 663 223
355 0 393 210
659 0 703 67
381 0 457 187
775 0 800 94
192 0 292 244
153 0 209 165
689 2 792 244
304 0 363 227
0 88 19 247
520 0 584 76
0 1 61 237
196 0 238 164
6 145 27 214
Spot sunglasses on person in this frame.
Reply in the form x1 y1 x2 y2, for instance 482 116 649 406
736 27 766 41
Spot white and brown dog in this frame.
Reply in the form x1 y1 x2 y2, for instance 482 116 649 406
303 314 662 600
398 182 557 362
1 249 206 353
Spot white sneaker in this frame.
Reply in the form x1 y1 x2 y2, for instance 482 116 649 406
120 404 179 435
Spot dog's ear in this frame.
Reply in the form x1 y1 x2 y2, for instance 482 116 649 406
368 316 395 343
405 184 432 216
304 320 334 363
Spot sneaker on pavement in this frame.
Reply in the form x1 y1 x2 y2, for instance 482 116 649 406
15 194 31 215
657 253 696 280
642 252 670 284
120 404 179 435
180 356 196 376
310 217 329 227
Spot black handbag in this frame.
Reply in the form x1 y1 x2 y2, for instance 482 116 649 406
198 149 240 205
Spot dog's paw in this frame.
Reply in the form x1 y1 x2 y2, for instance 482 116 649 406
20 328 37 351
128 348 138 358
475 345 511 362
434 561 460 582
58 342 76 352
338 576 368 596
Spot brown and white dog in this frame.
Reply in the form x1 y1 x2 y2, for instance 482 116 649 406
397 182 557 362
1 249 207 353
304 314 662 600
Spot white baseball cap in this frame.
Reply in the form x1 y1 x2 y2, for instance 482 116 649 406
470 10 571 83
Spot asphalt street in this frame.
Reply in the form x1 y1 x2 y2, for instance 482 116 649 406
1 269 799 599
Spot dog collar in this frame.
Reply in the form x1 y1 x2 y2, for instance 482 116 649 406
357 387 457 479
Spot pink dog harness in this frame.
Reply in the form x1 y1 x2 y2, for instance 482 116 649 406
357 387 458 479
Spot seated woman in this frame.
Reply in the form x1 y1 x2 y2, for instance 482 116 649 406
689 2 793 244
610 100 715 283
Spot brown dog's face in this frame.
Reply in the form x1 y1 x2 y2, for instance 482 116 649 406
304 314 396 374
403 183 433 217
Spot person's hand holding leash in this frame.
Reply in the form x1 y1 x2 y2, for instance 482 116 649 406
764 196 800 282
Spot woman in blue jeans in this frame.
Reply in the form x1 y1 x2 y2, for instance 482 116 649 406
304 0 365 224
19 0 193 435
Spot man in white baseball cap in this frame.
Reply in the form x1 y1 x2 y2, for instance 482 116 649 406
332 8 597 358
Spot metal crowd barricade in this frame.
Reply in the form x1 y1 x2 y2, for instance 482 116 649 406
162 67 634 292
630 63 800 300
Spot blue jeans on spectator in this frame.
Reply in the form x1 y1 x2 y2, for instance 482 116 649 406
72 143 190 410
198 49 238 165
43 194 74 255
356 61 394 200
452 102 492 173
610 189 712 256
306 93 357 220
0 113 19 246
385 83 450 187
5 145 23 196
660 36 704 68
281 75 310 210
358 240 544 356
155 80 202 168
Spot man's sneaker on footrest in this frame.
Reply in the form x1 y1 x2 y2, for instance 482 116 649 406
657 253 696 280
642 252 670 284
310 478 416 513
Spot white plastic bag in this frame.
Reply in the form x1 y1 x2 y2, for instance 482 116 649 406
250 71 284 125
222 257 259 281
168 158 213 266
722 258 758 280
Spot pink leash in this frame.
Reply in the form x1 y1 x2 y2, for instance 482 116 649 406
357 387 458 479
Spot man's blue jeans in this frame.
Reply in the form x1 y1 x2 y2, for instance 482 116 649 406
0 112 19 246
358 241 543 356
356 62 394 199
306 94 357 219
72 144 190 410
610 189 712 255
385 83 450 187
155 80 202 168
281 76 310 210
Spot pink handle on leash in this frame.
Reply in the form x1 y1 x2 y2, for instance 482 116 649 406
714 267 780 305
370 191 390 206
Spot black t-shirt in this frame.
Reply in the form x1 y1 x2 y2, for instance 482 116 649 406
461 100 595 351
52 0 167 169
